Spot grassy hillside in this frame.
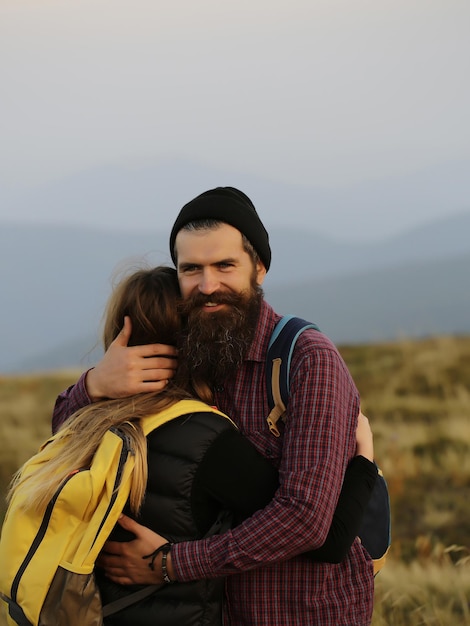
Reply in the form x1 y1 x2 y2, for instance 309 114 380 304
1 336 469 625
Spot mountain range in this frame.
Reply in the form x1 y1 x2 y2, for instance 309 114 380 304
1 211 469 373
2 156 470 242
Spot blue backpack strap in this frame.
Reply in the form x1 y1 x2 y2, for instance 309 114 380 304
266 316 392 573
266 315 320 437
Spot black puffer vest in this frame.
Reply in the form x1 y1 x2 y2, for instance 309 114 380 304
100 410 237 626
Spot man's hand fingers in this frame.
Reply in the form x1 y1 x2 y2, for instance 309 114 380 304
115 316 133 347
117 514 145 534
97 520 169 585
100 540 128 557
138 344 178 359
106 574 135 585
140 359 177 374
86 336 178 400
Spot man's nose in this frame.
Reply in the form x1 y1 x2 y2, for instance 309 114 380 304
198 270 220 295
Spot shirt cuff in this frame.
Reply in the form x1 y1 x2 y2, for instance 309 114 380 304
74 369 93 404
52 369 94 433
171 538 214 582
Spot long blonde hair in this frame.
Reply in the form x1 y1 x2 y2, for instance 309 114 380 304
8 266 194 514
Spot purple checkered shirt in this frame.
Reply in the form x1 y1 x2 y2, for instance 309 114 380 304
52 301 374 625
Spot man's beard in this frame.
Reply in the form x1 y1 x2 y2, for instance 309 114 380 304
178 282 263 389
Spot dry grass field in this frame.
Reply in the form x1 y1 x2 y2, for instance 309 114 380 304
1 335 469 625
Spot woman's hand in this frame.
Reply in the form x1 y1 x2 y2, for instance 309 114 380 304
97 515 174 585
355 411 374 462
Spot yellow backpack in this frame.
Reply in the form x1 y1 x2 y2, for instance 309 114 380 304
0 400 230 626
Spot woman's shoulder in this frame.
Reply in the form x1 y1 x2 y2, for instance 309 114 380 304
146 409 237 451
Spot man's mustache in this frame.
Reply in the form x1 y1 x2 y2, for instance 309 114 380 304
178 292 244 314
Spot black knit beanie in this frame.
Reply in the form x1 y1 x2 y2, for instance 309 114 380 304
169 187 271 271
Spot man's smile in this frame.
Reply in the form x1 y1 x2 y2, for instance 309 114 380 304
201 301 227 312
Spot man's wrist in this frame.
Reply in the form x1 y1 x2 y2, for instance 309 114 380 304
84 368 106 402
143 542 176 584
165 549 176 582
161 544 175 583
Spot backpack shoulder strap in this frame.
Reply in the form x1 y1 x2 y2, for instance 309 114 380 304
266 315 320 437
142 399 235 435
266 318 392 574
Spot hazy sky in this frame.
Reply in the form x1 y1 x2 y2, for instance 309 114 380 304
1 0 469 192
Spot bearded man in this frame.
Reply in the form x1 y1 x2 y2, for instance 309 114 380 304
52 187 375 626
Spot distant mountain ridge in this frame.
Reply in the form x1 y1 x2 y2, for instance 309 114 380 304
1 212 469 373
2 156 470 241
268 251 470 344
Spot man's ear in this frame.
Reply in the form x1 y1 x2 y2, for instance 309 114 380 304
255 261 267 285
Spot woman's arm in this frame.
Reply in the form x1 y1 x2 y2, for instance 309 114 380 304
196 411 377 563
193 428 280 526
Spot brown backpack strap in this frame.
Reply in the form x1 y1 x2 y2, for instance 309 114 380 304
266 358 286 437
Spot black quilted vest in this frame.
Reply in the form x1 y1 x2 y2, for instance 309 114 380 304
100 410 237 626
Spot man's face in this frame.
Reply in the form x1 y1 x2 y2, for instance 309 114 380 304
174 223 267 386
175 223 267 305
